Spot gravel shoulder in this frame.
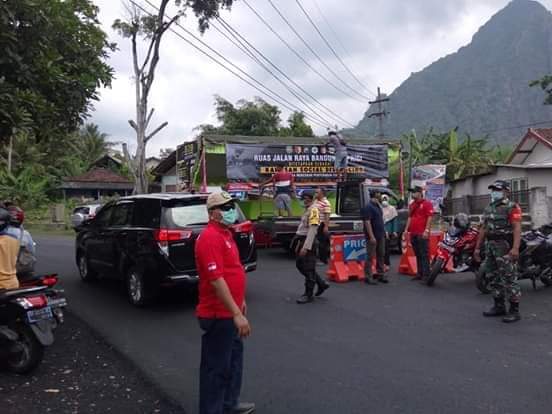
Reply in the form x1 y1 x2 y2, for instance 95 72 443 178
0 311 185 414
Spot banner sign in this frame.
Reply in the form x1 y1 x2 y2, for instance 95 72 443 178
176 141 198 188
411 164 446 211
343 234 367 262
226 143 388 182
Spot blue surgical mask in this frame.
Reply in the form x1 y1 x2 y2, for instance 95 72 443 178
221 208 238 226
490 191 503 202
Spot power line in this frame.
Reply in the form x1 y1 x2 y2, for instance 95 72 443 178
294 0 376 97
241 0 366 104
214 17 355 128
135 0 328 129
212 19 330 127
265 0 372 102
310 0 379 93
474 120 552 135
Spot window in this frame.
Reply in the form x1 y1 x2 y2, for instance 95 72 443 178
132 199 161 227
339 185 361 215
110 202 134 226
169 204 209 227
94 205 113 227
510 177 528 207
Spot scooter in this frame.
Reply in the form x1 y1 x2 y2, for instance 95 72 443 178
426 225 480 287
475 225 552 293
0 282 66 374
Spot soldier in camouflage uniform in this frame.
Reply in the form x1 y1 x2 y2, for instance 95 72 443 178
474 180 523 323
293 190 330 304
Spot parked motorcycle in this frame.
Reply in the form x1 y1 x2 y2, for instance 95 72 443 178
426 213 480 287
0 280 66 374
475 224 552 294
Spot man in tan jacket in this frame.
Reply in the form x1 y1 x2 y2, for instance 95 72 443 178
0 207 20 290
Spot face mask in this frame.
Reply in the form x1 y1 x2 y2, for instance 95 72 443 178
382 200 389 207
490 191 504 202
221 208 238 225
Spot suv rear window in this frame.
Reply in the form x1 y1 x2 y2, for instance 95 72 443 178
163 198 246 228
170 204 209 227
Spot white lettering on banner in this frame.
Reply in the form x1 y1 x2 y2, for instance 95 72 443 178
343 239 366 249
254 154 272 162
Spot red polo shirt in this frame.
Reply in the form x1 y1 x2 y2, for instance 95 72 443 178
408 199 434 235
195 221 246 319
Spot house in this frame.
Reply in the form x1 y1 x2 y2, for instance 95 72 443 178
447 128 552 227
61 167 134 201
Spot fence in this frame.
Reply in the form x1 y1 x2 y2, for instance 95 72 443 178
445 190 530 216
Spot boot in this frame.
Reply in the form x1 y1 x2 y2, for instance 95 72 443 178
315 274 330 296
364 275 377 285
483 298 506 317
503 302 521 323
296 283 314 304
376 274 389 284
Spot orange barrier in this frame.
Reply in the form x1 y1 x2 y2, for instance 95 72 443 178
399 231 454 276
327 234 375 283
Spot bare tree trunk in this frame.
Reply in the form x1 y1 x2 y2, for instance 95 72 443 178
7 134 13 174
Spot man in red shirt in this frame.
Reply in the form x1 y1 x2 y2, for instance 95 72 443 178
261 166 295 217
195 191 255 414
403 186 434 282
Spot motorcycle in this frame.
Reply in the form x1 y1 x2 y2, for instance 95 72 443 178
426 224 481 287
0 278 66 374
475 225 552 294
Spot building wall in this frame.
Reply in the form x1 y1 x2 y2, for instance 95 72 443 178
526 169 552 195
523 141 552 165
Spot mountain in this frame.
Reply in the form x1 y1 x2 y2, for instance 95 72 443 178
349 0 552 145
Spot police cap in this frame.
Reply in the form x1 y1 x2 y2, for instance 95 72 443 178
488 180 511 191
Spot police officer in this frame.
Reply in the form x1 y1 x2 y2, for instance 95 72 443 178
474 180 523 323
293 190 330 304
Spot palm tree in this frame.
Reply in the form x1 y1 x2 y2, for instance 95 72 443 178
78 123 114 168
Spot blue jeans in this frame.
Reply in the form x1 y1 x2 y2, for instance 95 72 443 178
199 318 244 414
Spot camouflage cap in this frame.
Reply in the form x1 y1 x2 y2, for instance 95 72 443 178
488 180 511 191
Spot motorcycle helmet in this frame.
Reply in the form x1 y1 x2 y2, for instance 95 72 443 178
0 208 10 232
8 206 24 227
453 213 469 231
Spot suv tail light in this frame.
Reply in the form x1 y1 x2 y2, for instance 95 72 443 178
154 228 193 242
232 221 253 233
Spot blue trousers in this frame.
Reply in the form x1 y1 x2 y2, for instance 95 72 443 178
199 318 244 414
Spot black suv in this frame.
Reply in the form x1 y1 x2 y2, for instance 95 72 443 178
75 193 257 306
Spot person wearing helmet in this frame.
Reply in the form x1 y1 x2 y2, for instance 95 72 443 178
474 180 522 323
5 206 36 277
293 190 330 304
451 213 470 236
0 208 20 290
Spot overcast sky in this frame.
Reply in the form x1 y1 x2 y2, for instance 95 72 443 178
90 0 552 157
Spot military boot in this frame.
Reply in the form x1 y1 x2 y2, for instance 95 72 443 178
314 273 330 297
483 298 506 317
296 283 314 304
503 302 521 323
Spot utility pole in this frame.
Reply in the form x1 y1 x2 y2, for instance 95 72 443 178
368 87 390 138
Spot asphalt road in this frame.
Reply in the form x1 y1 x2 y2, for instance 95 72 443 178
35 235 552 414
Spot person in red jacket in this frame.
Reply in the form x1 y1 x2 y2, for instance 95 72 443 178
195 191 255 414
403 186 434 282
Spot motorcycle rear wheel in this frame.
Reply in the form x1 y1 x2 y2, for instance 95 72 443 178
539 268 552 286
475 268 492 294
6 324 44 374
426 258 445 286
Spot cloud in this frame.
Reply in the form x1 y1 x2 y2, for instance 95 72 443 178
90 0 552 157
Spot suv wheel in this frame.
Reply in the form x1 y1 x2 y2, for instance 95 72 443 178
126 267 157 306
78 252 97 282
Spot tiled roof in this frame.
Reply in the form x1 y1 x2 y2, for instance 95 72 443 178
532 128 552 146
65 168 132 183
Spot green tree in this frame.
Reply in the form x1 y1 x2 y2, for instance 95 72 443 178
530 75 552 105
280 112 314 137
113 0 235 194
78 123 115 168
199 96 282 136
0 0 115 146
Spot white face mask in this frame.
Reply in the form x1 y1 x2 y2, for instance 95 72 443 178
381 200 389 207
